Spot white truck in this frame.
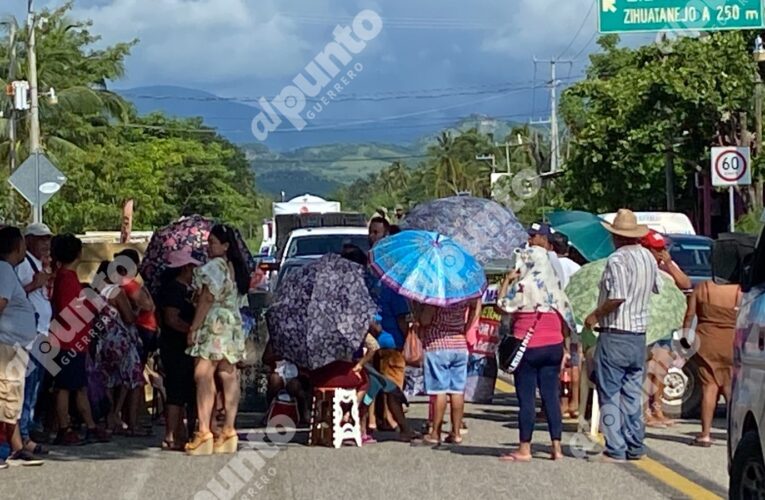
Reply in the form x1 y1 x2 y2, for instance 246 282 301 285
258 194 342 257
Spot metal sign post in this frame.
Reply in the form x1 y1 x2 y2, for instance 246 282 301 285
711 147 751 232
729 186 736 232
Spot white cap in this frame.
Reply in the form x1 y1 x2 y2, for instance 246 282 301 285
24 223 53 237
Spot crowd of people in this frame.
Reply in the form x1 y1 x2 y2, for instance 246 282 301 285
0 221 253 467
0 206 737 469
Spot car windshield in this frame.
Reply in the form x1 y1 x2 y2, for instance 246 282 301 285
669 241 712 278
286 234 370 258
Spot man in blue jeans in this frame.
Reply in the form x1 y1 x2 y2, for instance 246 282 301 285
585 209 661 463
13 223 54 462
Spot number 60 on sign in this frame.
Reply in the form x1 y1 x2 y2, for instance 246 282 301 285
711 147 752 187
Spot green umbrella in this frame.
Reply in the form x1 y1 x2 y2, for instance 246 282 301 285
548 209 616 261
565 259 687 348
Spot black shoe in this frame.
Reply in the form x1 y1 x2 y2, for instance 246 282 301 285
7 450 44 467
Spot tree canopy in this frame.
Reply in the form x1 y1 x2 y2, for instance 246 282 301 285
560 32 757 213
0 2 260 234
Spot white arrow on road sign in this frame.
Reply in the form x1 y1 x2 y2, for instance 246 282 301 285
8 152 67 207
602 0 617 13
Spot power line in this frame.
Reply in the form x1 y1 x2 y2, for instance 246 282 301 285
556 1 596 60
120 77 582 104
572 32 599 61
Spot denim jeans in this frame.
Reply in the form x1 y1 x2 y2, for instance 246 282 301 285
19 359 43 442
595 331 646 460
514 343 564 442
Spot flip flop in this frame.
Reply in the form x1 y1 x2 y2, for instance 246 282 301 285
411 436 440 447
499 453 532 462
689 438 713 448
443 434 463 446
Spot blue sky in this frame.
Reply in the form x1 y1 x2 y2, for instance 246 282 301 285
6 0 652 143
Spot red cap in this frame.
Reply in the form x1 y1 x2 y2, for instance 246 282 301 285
640 230 666 250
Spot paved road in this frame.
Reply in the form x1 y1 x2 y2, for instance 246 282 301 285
3 384 728 500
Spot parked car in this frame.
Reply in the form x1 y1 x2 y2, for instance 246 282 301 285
280 226 370 268
729 231 765 498
272 256 320 294
667 234 713 287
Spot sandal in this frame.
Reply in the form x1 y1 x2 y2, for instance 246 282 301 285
411 435 440 447
185 432 214 456
689 437 713 448
213 430 238 455
361 434 377 445
444 434 463 445
499 452 532 462
161 439 184 451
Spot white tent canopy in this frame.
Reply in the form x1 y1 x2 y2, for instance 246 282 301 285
272 194 341 215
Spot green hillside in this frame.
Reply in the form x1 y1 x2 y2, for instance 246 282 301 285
246 116 534 198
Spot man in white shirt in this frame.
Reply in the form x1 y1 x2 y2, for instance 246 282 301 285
549 232 581 290
14 223 53 456
527 223 566 288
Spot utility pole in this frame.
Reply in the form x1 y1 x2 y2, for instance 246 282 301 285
6 20 17 224
27 0 42 223
665 135 675 211
533 58 573 174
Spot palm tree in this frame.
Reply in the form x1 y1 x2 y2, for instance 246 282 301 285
0 4 134 166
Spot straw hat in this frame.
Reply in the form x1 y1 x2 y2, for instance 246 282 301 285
601 209 649 238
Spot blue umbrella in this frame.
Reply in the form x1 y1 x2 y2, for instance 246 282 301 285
369 230 487 306
401 196 526 266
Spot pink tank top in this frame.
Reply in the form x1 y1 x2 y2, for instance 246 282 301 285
512 311 564 349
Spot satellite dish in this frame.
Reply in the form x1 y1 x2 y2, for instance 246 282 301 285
39 182 61 194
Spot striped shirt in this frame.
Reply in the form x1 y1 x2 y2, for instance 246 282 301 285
421 302 469 351
597 245 661 333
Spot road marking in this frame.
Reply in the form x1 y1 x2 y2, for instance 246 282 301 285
494 377 515 394
493 379 722 500
632 457 722 500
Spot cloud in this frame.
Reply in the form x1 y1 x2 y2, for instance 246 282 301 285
479 0 597 58
68 0 313 89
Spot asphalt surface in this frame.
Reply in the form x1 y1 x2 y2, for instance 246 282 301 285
2 388 728 500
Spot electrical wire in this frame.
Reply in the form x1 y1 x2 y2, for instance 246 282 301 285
572 32 599 61
120 77 583 105
557 1 596 60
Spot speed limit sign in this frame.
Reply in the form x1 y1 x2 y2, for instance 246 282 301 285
711 147 751 187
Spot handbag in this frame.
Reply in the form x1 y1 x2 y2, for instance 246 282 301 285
403 324 423 368
498 312 541 373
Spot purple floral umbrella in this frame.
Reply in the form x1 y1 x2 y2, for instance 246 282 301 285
401 196 527 266
139 214 255 296
265 253 377 371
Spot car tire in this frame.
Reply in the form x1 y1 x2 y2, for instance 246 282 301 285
729 431 765 500
679 359 703 418
661 359 703 419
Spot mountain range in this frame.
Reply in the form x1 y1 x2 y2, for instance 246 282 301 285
118 85 530 198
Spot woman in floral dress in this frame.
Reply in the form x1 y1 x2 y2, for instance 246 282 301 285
92 261 145 436
185 225 249 456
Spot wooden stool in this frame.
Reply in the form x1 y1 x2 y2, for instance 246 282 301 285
308 388 362 448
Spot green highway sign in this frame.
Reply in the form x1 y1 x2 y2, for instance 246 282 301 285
599 0 765 33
